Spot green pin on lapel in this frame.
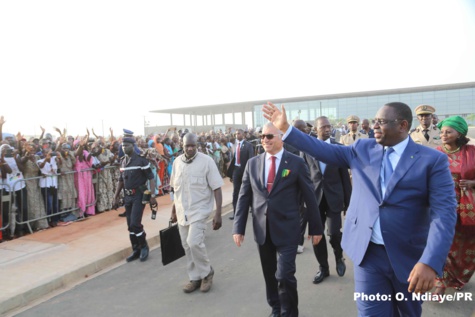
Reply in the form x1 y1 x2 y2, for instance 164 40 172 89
411 156 414 158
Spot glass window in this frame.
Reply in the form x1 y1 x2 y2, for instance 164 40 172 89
172 114 184 126
224 113 233 124
234 113 242 125
214 114 223 125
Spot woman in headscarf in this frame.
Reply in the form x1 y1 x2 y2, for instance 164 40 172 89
434 116 475 296
58 142 77 214
20 142 49 231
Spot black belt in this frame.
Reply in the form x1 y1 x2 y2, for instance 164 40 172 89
124 188 137 196
369 241 385 248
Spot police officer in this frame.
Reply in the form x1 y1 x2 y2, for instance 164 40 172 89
340 115 368 146
410 104 441 149
113 134 157 262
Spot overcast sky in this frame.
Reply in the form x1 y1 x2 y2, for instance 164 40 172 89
1 0 474 137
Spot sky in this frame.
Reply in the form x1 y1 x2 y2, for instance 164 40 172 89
1 0 474 138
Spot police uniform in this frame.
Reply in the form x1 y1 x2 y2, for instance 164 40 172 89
410 105 441 149
118 136 155 262
340 115 368 146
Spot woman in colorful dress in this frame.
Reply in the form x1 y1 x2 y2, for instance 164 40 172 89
74 137 96 217
434 116 475 295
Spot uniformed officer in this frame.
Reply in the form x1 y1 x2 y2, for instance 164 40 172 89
340 115 368 146
113 134 157 262
410 104 441 149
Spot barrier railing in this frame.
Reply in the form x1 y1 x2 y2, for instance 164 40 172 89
1 163 175 239
0 166 109 238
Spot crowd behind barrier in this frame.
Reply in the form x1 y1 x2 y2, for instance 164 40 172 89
0 122 267 242
0 116 392 243
1 114 454 243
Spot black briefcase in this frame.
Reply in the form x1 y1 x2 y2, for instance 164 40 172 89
160 221 185 265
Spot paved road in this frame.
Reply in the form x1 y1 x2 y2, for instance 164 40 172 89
12 215 474 317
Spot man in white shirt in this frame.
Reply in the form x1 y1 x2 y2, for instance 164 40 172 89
170 133 224 294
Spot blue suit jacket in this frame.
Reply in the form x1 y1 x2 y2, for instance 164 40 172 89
233 150 323 246
285 128 457 282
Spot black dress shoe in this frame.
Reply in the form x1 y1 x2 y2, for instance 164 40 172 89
336 258 346 277
269 311 281 317
228 216 234 220
118 212 126 217
313 268 330 284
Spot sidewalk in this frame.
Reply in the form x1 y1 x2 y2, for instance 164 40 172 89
0 180 234 316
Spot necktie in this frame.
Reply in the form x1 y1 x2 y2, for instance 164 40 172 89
352 134 356 141
423 130 429 141
383 147 394 184
267 156 276 192
237 143 241 165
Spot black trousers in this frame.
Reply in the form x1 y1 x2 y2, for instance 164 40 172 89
258 221 299 317
124 193 145 234
313 195 343 268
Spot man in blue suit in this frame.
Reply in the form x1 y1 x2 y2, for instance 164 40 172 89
233 122 323 317
262 102 457 317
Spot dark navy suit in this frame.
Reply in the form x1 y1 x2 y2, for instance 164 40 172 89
285 127 457 316
227 140 254 215
300 138 352 271
233 150 323 317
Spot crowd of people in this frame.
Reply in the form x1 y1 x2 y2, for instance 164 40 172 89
0 120 185 240
1 102 473 316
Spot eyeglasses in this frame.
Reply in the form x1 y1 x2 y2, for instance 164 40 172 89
260 134 282 140
374 119 400 126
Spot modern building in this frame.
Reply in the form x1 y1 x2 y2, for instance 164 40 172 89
147 82 475 134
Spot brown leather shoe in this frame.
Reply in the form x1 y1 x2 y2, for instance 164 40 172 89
200 267 214 292
183 280 201 293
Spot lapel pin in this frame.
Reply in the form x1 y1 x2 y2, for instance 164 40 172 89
411 156 413 158
285 161 288 164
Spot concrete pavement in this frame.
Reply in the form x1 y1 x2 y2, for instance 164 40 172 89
0 180 234 316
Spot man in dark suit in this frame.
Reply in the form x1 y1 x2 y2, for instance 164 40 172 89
233 122 323 317
296 117 352 284
263 102 457 317
227 129 254 220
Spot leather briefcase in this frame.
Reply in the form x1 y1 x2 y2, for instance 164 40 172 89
160 221 185 265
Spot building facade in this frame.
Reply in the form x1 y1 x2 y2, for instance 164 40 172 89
149 82 475 133
253 82 475 129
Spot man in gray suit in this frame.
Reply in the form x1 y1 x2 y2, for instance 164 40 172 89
233 122 323 317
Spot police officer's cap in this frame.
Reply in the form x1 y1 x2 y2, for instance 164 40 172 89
123 129 134 137
415 105 436 115
346 115 360 123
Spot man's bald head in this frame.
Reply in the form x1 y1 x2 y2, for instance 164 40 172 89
293 119 308 133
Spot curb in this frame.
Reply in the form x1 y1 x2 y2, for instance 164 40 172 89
1 203 233 316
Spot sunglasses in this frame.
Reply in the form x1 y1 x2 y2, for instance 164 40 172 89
260 134 282 140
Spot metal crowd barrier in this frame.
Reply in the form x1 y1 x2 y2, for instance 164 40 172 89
0 166 118 238
1 163 174 239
